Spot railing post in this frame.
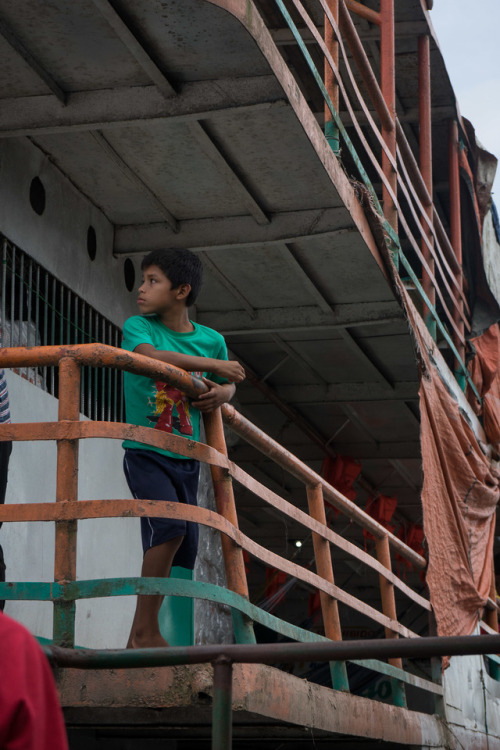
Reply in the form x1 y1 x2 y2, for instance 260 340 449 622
375 535 407 707
380 0 397 234
324 0 340 154
306 483 349 691
53 356 80 647
203 408 256 644
212 656 233 750
448 118 466 387
418 33 436 339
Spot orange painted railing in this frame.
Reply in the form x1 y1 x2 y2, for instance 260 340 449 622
0 344 432 700
273 0 470 377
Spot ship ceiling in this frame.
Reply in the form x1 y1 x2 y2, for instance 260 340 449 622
0 0 462 619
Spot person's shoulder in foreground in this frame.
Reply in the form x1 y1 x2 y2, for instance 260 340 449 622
0 612 69 749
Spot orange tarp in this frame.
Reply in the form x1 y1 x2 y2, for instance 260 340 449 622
420 350 500 638
469 323 500 448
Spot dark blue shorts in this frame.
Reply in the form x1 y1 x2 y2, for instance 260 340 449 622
123 448 200 569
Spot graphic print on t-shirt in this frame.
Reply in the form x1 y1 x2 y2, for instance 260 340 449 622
147 372 204 437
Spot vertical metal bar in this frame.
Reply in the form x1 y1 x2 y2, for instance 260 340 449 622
100 315 105 421
306 483 349 691
94 310 98 420
375 535 406 707
34 264 40 348
10 244 16 347
53 356 81 647
43 271 49 391
324 0 340 154
211 658 233 750
449 119 465 384
1 241 7 348
203 408 256 644
107 321 112 421
19 252 26 379
26 257 32 347
380 0 397 233
418 34 436 338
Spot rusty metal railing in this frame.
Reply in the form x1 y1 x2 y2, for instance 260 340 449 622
0 343 434 709
43 634 500 749
270 0 474 391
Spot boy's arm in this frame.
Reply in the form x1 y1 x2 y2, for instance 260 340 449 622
191 379 236 412
134 343 245 383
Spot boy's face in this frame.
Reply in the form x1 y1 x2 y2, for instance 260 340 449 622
137 265 189 315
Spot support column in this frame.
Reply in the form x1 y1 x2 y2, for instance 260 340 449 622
53 356 80 647
380 0 397 232
324 0 340 154
203 408 255 644
418 34 436 339
448 119 466 384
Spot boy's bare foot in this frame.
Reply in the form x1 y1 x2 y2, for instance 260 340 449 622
127 631 170 649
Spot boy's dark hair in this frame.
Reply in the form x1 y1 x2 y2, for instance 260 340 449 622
141 248 203 307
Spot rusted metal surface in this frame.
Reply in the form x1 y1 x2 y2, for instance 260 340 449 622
338 0 393 133
222 403 426 568
380 0 397 232
53 357 80 647
202 410 252 615
418 33 435 326
376 536 403 672
45 634 500 669
0 420 228 466
449 119 466 367
324 0 339 152
344 0 380 26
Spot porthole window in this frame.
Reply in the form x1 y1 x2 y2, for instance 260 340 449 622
29 177 46 216
124 258 135 292
87 226 97 261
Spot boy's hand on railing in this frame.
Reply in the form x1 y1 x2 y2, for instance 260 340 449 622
212 360 246 383
191 379 236 412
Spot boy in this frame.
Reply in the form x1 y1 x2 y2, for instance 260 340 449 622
121 248 245 649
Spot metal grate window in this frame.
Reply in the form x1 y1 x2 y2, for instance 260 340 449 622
1 236 125 421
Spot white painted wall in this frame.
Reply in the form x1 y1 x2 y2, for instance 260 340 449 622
2 362 142 649
0 138 136 328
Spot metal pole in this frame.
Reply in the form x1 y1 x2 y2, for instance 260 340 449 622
212 657 233 750
324 0 340 154
380 0 397 233
203 408 256 644
43 633 500 670
53 356 80 647
418 34 436 338
306 483 349 691
448 119 465 383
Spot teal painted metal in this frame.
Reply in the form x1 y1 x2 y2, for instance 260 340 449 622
273 0 383 215
272 0 480 392
330 660 350 692
325 120 340 154
486 653 500 681
52 601 75 648
6 576 439 697
160 567 194 647
390 677 407 708
231 609 257 645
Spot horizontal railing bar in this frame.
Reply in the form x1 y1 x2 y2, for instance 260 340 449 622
345 0 381 26
42 634 500 669
229 463 430 609
0 345 426 568
223 404 426 569
0 421 227 467
0 344 207 400
349 657 442 695
396 152 470 336
0 497 416 637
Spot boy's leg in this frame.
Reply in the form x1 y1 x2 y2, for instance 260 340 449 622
127 535 184 649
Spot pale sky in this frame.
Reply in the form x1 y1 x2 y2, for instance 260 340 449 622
429 0 500 203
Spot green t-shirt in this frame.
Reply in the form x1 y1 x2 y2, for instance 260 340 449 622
121 315 228 458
